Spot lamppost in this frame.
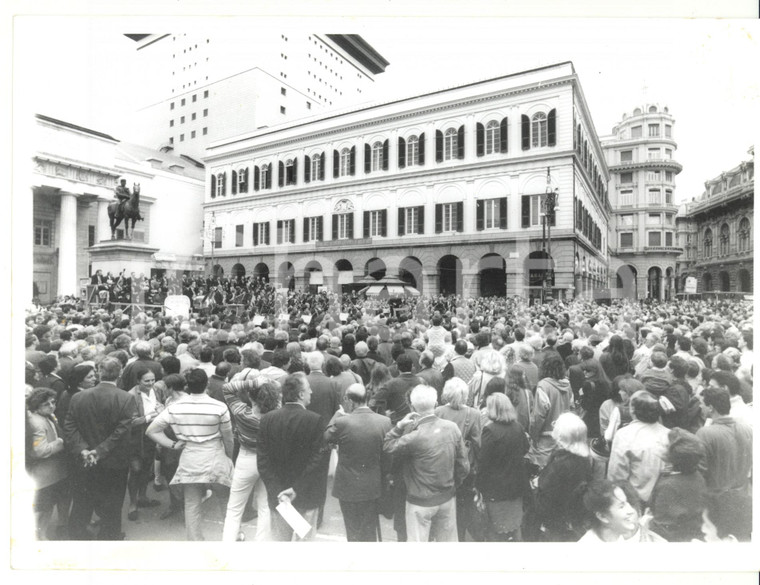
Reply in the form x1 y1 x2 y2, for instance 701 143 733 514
208 211 216 279
542 167 559 302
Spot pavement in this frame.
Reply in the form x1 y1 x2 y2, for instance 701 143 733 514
113 475 398 542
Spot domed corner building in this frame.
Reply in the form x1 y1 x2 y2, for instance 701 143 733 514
601 104 683 301
675 146 754 298
202 61 611 303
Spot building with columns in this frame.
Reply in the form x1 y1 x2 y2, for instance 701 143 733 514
601 104 683 301
127 33 388 159
32 114 205 304
675 147 754 295
202 62 611 301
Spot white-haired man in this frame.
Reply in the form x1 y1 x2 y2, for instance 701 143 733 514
383 384 469 542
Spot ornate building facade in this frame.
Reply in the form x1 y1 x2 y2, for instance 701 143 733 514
601 105 683 300
202 62 611 302
32 114 206 304
675 147 754 295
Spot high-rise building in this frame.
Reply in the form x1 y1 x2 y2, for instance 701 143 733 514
601 104 682 300
675 147 754 296
200 62 610 302
126 33 389 159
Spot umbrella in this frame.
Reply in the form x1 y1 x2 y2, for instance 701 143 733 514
359 275 420 297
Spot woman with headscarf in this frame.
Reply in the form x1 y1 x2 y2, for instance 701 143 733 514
57 362 97 429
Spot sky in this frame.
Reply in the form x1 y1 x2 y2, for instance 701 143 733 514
14 15 759 205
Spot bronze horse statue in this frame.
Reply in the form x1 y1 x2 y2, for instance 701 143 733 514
108 183 143 239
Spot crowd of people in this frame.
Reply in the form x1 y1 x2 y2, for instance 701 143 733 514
23 288 753 543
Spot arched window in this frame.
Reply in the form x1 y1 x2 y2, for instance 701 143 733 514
531 112 547 147
720 223 730 256
703 228 713 258
738 217 751 252
406 135 419 166
371 141 383 172
339 148 351 177
444 128 458 161
485 120 500 154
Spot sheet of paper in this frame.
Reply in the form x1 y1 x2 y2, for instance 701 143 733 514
252 315 265 326
276 500 312 539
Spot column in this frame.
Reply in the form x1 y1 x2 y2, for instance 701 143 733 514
97 198 111 242
421 270 438 297
465 114 475 163
389 130 398 173
462 269 480 299
57 193 78 297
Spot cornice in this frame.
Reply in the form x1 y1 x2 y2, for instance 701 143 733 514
205 77 576 162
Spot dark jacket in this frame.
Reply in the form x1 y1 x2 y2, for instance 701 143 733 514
370 372 421 424
535 449 593 540
325 407 392 502
63 381 138 469
650 471 708 542
306 371 340 430
475 420 528 501
257 403 327 510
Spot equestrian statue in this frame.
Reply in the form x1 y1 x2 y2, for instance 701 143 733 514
108 178 144 240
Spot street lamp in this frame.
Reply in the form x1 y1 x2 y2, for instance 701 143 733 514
542 167 558 302
208 211 216 279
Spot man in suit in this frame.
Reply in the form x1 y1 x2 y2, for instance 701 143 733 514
257 372 327 541
370 353 420 425
325 383 392 541
63 357 138 540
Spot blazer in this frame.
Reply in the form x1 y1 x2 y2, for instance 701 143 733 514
324 407 392 502
25 410 69 489
257 403 327 511
306 371 339 430
63 381 138 469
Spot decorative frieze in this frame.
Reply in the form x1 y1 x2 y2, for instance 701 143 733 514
34 157 119 189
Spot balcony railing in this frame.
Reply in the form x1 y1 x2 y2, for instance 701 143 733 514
644 246 683 253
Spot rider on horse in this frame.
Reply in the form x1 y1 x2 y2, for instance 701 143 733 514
114 178 144 220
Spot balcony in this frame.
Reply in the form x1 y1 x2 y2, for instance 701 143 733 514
644 246 683 253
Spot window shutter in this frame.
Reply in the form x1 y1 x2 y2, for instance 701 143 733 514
456 202 463 232
418 132 425 165
381 209 387 236
457 125 465 159
417 206 425 234
304 155 311 183
348 213 354 239
253 166 259 191
522 195 530 227
222 172 226 195
332 214 339 240
500 118 508 152
243 168 249 192
548 109 556 147
350 146 356 176
253 223 258 246
476 200 484 231
278 162 284 187
318 217 324 241
319 152 325 180
265 165 271 189
210 174 216 198
499 197 507 229
476 123 484 157
364 143 371 173
436 130 443 162
232 170 237 194
333 150 339 178
435 204 443 234
398 137 406 168
289 220 295 244
276 220 282 244
398 208 405 237
303 218 309 242
382 139 389 171
292 158 298 185
364 211 370 238
521 115 530 150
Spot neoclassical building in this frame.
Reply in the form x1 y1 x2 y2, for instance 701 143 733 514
675 147 754 295
32 114 206 304
601 104 683 300
203 62 611 301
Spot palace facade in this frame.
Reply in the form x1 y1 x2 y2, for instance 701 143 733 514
202 62 611 301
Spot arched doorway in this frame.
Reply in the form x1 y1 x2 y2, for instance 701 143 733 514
399 256 423 293
438 255 462 296
212 264 224 278
278 261 295 290
479 253 506 297
365 257 386 280
335 259 354 294
304 260 323 293
702 272 712 292
231 263 246 281
525 251 555 303
647 266 662 300
253 263 269 283
738 269 752 293
719 271 731 292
